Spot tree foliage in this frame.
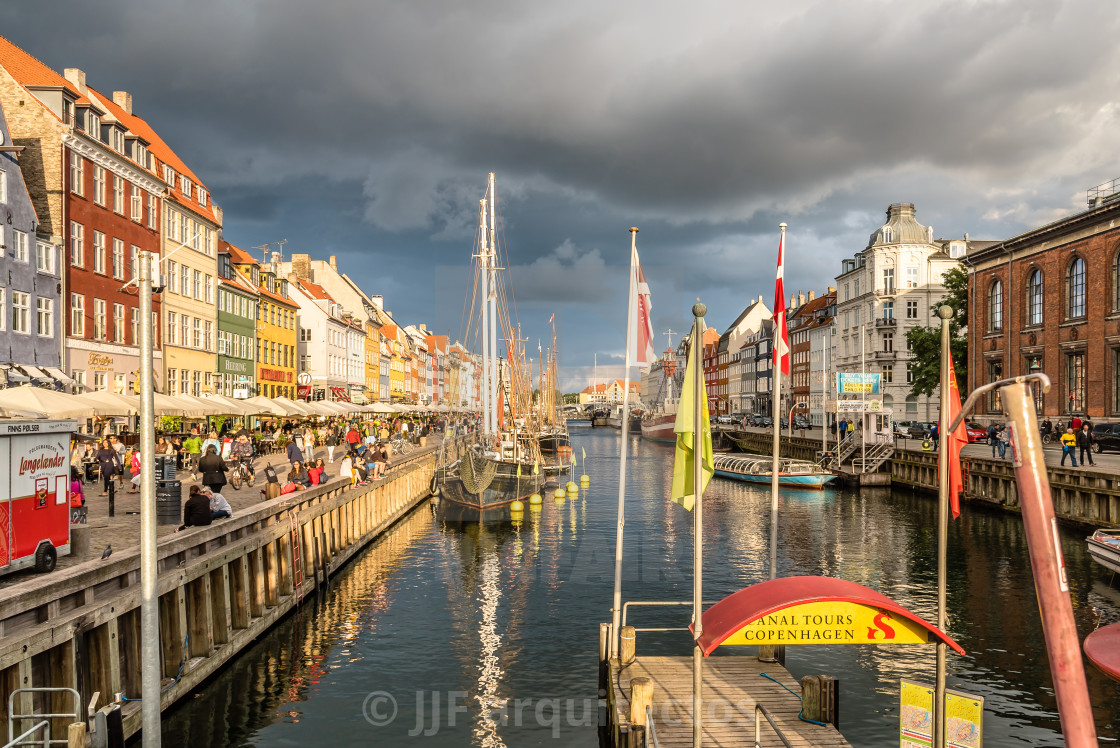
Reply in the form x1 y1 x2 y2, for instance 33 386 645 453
904 266 968 397
562 392 581 405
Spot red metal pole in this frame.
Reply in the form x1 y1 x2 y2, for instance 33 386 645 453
1002 380 1097 746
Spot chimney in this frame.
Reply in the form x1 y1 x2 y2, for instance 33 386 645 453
112 91 133 115
808 290 816 301
799 291 806 306
828 285 836 294
963 232 970 242
329 255 337 271
291 253 311 281
63 68 87 94
370 295 383 310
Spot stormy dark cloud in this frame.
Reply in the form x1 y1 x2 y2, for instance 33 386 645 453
5 0 1120 389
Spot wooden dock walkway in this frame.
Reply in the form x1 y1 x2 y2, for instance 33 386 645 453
609 655 852 747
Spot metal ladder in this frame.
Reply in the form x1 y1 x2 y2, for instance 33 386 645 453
288 509 304 603
852 442 896 473
6 688 80 747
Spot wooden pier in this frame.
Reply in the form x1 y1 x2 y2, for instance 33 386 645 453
607 654 852 747
0 451 436 743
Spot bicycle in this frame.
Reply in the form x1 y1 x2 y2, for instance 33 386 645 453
389 435 413 455
228 458 255 490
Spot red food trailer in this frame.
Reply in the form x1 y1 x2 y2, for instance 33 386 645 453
0 419 75 575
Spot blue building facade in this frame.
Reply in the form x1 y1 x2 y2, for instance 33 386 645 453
0 100 61 386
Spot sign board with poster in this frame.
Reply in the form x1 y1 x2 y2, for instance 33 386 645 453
837 372 881 395
900 680 983 748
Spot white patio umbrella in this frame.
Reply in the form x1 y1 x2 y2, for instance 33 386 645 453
165 394 219 419
0 404 48 418
274 396 317 417
0 385 113 419
72 390 140 416
199 394 256 417
241 395 291 417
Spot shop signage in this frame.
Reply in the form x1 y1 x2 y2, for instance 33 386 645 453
259 368 293 383
837 373 880 394
297 372 312 385
836 400 892 414
220 359 251 374
87 353 114 371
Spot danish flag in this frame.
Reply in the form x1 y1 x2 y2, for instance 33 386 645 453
773 228 790 375
630 246 655 364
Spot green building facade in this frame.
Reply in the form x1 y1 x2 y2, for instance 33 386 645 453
216 274 258 398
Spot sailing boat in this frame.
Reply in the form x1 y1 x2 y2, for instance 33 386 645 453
437 173 545 521
536 320 572 471
640 346 682 443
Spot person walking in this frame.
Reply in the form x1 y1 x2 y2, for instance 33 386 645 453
929 422 939 450
95 439 121 497
182 431 202 480
997 426 1010 459
303 426 316 462
1060 428 1078 467
1077 424 1095 467
325 427 339 463
198 445 229 495
987 423 999 457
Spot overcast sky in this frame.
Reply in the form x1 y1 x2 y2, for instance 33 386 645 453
7 0 1120 390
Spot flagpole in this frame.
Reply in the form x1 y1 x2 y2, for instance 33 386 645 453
610 228 640 659
934 304 952 748
769 223 786 583
691 303 706 748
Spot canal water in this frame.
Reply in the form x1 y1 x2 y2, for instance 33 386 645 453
163 425 1120 746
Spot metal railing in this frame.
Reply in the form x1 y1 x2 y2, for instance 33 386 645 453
621 601 720 633
645 705 660 748
2 721 49 748
754 703 793 748
7 688 80 748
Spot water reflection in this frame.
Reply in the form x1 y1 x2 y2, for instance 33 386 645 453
161 427 1119 746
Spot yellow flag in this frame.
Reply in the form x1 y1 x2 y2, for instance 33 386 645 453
581 446 586 461
517 463 522 477
670 328 714 511
533 461 539 475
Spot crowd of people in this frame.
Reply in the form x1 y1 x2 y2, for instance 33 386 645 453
68 412 452 533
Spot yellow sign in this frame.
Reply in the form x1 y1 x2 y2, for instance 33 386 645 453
899 680 983 748
721 601 934 646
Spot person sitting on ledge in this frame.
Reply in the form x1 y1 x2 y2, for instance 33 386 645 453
179 485 213 531
203 486 233 520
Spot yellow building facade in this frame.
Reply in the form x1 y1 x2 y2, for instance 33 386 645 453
225 243 297 398
364 321 380 402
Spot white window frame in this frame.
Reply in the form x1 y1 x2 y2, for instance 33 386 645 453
131 183 143 222
12 228 27 263
94 299 106 339
93 165 105 206
147 193 157 230
112 239 125 280
180 175 192 198
163 164 175 186
166 206 178 241
112 302 125 343
131 307 139 345
112 175 123 214
71 293 84 336
205 274 213 303
36 297 53 337
69 152 83 195
11 291 30 334
35 238 52 273
167 311 177 345
0 168 6 203
93 231 106 274
198 187 207 207
166 260 178 294
180 315 189 347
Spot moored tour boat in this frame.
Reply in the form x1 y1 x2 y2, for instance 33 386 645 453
713 453 836 489
1087 528 1120 574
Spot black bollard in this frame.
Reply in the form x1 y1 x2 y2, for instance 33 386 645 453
108 479 115 518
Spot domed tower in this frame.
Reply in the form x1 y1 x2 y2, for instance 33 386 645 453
867 203 935 249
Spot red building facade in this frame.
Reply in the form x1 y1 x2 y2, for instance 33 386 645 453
967 196 1120 420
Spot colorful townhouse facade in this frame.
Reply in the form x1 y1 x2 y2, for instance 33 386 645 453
216 245 258 398
0 39 166 393
0 98 62 383
225 243 296 398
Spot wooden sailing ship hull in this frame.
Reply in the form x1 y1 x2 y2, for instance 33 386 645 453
538 431 570 454
438 455 545 519
641 414 677 443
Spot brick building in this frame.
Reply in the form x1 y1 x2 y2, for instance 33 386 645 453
788 290 836 424
0 37 166 393
967 183 1120 420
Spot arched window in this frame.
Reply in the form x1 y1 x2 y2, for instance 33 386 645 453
882 226 893 243
988 279 1003 332
1027 270 1043 326
1067 256 1086 319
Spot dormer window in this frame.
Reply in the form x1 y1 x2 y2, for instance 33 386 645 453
86 111 101 136
62 99 73 125
180 175 192 198
198 188 207 207
135 143 150 170
882 226 893 243
111 127 124 153
163 164 175 186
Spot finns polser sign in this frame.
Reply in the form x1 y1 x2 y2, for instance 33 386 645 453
837 373 880 395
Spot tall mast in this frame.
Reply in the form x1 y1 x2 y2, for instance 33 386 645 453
479 196 490 436
488 172 499 436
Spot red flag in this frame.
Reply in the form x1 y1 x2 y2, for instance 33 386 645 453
773 228 790 375
944 350 968 519
629 245 655 364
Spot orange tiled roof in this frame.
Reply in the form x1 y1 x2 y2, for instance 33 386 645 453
299 279 335 303
89 86 218 223
223 242 258 267
0 34 90 106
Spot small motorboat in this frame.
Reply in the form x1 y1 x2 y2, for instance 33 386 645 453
713 454 836 490
1087 528 1120 574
